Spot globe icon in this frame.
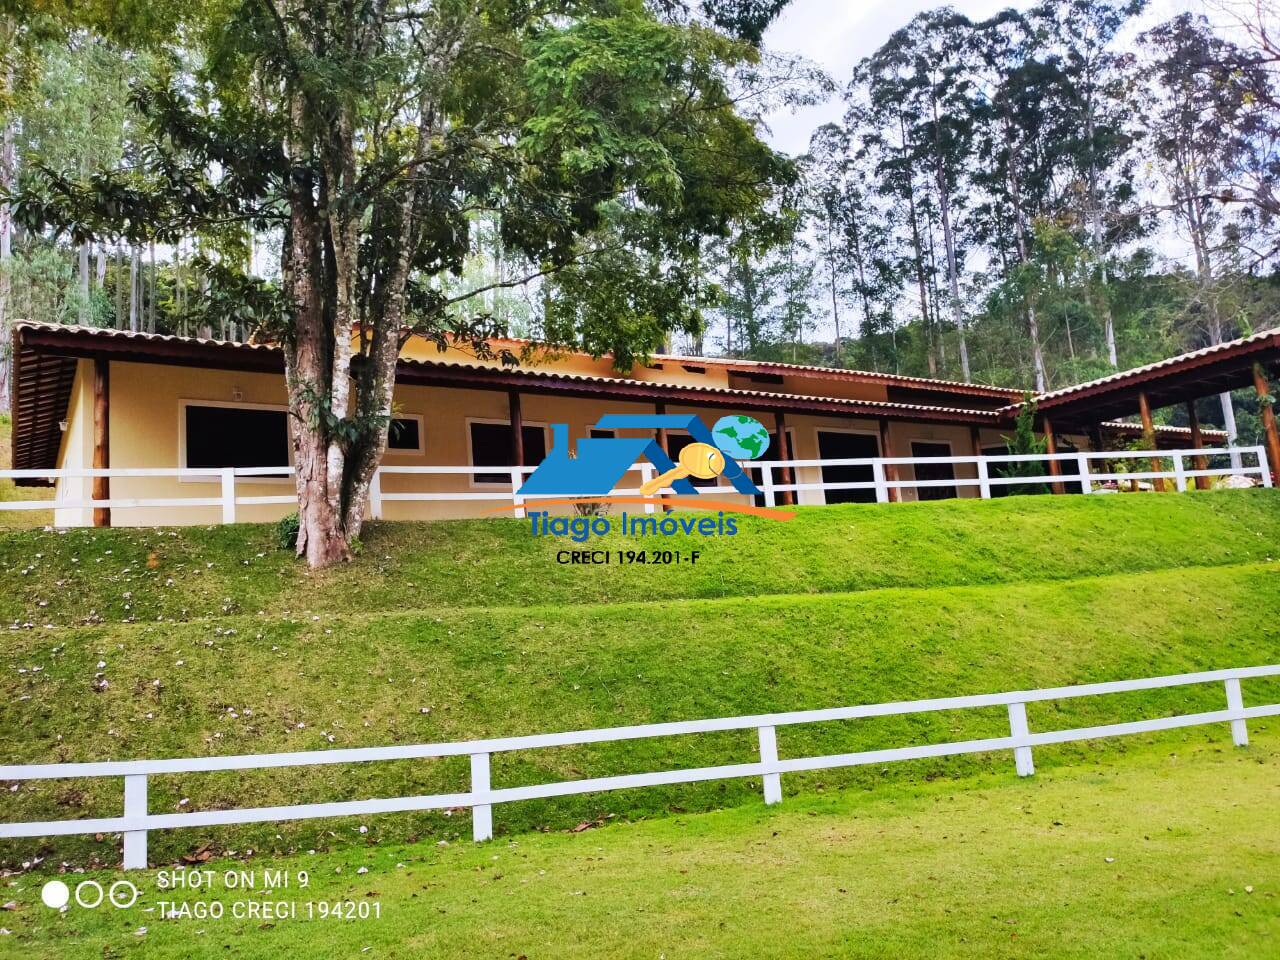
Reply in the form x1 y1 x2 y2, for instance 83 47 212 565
711 415 770 461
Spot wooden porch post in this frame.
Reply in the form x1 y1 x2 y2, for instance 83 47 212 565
508 390 524 467
654 402 672 512
774 410 794 506
1254 363 1280 484
654 401 669 455
1137 390 1166 492
1042 415 1064 495
1088 425 1112 491
92 358 111 528
968 425 986 502
1186 401 1210 490
880 418 898 503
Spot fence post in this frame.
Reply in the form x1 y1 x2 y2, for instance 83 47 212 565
1224 677 1249 747
872 461 888 504
640 463 657 514
1172 453 1187 493
470 752 493 841
1257 446 1273 488
1076 453 1091 495
369 469 383 520
976 457 991 499
220 468 236 524
122 774 148 870
1007 702 1034 777
761 464 776 509
757 725 782 805
510 469 525 520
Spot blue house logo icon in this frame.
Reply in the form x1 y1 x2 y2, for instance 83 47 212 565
518 414 768 497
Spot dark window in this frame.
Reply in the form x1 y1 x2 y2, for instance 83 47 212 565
470 422 547 484
589 428 615 440
817 431 880 504
911 441 957 500
184 405 289 471
387 417 422 452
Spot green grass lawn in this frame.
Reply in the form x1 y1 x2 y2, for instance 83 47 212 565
3 737 1276 959
2 551 1277 867
0 415 53 531
0 490 1278 625
1 489 1277 957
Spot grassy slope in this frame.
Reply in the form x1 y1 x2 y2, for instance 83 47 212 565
0 491 1276 871
0 415 53 530
1 491 1278 625
3 556 1277 867
4 739 1278 959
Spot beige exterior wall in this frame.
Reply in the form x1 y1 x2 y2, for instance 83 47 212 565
52 359 94 527
49 357 1089 527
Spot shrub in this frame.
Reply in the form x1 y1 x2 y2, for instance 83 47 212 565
275 512 300 552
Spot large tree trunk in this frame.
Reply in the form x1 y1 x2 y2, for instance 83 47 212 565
283 212 353 567
282 83 353 569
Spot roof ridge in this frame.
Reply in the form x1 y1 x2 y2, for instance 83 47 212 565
1015 326 1280 412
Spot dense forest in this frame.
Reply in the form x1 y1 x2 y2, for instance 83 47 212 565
0 0 1277 440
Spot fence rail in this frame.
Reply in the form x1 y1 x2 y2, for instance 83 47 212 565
0 446 1270 522
1 664 1276 869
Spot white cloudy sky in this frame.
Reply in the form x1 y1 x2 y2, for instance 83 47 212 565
757 0 1212 156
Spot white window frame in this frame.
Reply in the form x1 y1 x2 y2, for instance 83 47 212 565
909 438 955 458
812 424 880 460
385 413 426 456
177 398 294 484
465 416 550 489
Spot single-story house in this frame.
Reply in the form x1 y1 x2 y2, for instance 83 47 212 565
8 320 1280 527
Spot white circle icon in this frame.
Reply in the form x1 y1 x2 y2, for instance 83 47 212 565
108 880 140 909
75 880 105 909
41 880 70 909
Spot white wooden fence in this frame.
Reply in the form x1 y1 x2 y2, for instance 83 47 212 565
0 446 1270 523
1 664 1275 869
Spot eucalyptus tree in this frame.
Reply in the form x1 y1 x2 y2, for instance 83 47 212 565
1139 12 1272 444
804 125 852 364
852 64 937 375
968 8 1077 389
862 9 975 380
805 122 900 371
1035 0 1144 368
16 0 796 567
16 38 133 324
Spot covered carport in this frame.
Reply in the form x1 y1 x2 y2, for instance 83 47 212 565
1023 327 1280 491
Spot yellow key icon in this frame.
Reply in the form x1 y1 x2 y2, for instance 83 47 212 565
640 442 725 495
